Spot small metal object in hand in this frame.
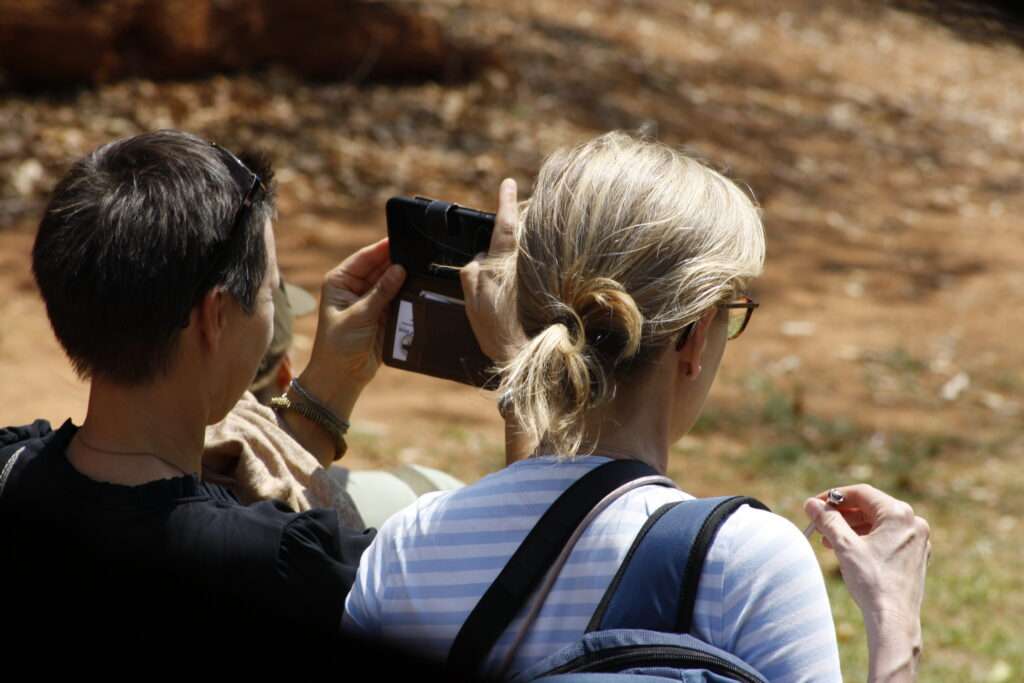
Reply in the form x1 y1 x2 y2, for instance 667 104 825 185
826 488 845 506
803 488 845 539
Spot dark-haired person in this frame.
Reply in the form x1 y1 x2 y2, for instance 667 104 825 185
0 130 411 654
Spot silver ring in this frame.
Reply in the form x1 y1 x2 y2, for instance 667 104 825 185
826 489 845 506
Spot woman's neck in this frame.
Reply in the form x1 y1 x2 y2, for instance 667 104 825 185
584 417 670 474
67 375 207 485
574 362 676 474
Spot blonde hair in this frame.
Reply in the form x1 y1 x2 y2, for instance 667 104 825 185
496 131 765 457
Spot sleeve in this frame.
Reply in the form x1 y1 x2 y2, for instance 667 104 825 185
271 507 375 633
694 506 843 683
342 513 398 638
0 419 52 450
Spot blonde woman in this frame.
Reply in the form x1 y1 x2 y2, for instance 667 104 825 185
345 132 839 681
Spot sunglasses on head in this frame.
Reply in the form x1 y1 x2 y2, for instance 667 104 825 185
210 142 266 230
675 294 759 350
180 142 267 327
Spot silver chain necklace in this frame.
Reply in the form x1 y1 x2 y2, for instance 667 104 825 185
75 435 191 477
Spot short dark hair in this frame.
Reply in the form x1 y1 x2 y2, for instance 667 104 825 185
32 130 276 384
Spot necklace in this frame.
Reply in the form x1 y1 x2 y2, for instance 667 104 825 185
75 434 192 477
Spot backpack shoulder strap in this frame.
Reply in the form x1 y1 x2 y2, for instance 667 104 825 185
0 420 53 502
446 459 662 677
587 495 768 634
0 445 27 501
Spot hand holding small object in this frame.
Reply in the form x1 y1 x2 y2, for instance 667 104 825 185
804 484 931 683
802 488 844 538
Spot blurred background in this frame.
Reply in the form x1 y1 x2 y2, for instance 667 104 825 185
1 1 1021 679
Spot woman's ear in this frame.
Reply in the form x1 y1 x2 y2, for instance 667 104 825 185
193 287 229 352
677 308 717 381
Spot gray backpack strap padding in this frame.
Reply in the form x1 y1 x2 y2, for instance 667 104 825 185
0 420 54 503
446 459 662 678
0 446 26 501
587 496 768 634
495 473 676 678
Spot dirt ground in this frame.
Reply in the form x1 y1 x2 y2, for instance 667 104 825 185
1 1 1022 679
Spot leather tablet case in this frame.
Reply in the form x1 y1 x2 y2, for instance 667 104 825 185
382 198 497 388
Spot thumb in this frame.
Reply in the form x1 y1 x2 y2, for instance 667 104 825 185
355 264 406 319
489 178 518 256
804 497 859 552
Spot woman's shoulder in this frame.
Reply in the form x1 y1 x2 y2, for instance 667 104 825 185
701 504 841 681
612 490 809 563
375 456 616 540
370 487 451 540
709 503 823 590
716 503 810 553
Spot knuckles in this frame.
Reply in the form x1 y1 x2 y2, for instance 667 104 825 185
913 515 931 539
321 269 337 290
890 500 915 523
830 529 858 553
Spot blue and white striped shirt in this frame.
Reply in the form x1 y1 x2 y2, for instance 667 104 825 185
344 456 842 682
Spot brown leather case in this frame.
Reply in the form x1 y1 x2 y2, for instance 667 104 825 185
382 274 495 387
382 197 497 388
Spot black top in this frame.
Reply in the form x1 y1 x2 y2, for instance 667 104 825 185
1 419 374 651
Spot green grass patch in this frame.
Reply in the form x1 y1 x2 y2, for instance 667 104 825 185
698 373 1023 681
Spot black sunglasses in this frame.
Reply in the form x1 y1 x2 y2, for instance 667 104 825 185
180 143 267 327
675 294 759 350
211 142 265 219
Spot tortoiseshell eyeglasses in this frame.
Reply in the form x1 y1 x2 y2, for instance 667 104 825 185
675 294 759 350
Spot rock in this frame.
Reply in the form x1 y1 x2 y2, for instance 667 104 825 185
11 159 45 197
0 0 496 87
781 320 816 337
940 371 970 401
0 0 131 86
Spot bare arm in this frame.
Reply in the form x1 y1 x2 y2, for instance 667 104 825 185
804 485 931 683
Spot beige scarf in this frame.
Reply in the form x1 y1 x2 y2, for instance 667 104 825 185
202 391 340 514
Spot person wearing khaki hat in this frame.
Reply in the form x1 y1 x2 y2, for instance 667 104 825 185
203 273 463 530
250 278 318 404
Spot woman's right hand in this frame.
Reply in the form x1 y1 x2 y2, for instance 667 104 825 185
804 484 931 683
461 178 527 363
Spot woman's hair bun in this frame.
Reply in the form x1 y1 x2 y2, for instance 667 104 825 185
564 276 643 362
